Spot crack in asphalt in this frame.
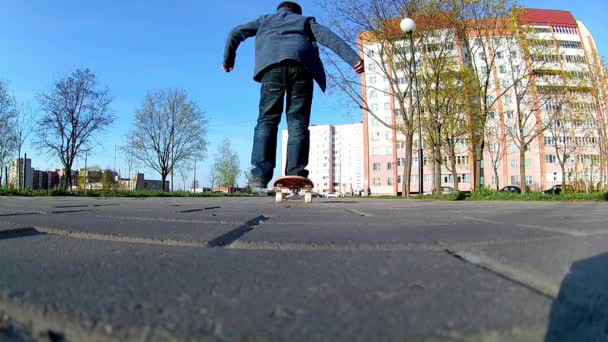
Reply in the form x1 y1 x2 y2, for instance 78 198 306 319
445 249 558 299
33 227 209 248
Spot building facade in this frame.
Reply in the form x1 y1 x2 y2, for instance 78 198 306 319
8 158 33 189
32 170 60 190
281 123 364 194
361 8 607 195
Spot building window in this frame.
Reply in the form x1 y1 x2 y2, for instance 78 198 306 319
387 177 394 186
386 146 393 155
456 155 470 165
397 157 405 167
369 76 377 84
398 175 402 184
499 65 507 74
384 102 391 110
387 162 393 171
525 176 533 185
511 159 519 168
458 174 471 183
372 147 382 155
491 175 497 184
370 103 378 112
525 159 532 168
396 141 405 149
385 131 392 140
373 163 381 171
545 154 557 164
373 177 381 186
369 89 378 98
506 110 513 119
504 95 512 104
510 175 520 185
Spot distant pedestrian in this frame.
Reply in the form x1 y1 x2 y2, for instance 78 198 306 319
223 1 364 189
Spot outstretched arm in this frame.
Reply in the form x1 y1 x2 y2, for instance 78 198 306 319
309 18 364 74
223 18 262 72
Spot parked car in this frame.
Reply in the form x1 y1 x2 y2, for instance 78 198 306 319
430 186 454 194
544 184 563 195
499 185 522 194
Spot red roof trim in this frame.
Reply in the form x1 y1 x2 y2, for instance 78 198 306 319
521 9 578 27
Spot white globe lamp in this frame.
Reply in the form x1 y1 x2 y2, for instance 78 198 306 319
400 18 416 33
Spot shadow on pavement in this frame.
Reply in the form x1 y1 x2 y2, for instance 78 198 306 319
0 228 44 240
545 252 608 341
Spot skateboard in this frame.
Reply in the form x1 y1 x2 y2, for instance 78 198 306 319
273 176 315 203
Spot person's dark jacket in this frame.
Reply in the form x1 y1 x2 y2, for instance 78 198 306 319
223 7 361 92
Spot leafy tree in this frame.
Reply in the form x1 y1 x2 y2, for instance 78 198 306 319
212 138 240 188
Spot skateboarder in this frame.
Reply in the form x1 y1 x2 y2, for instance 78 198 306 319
223 1 364 190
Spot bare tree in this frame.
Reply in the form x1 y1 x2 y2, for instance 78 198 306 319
120 144 138 190
176 161 192 191
208 168 218 190
212 138 240 188
13 102 36 189
37 69 114 190
127 89 208 191
0 80 17 187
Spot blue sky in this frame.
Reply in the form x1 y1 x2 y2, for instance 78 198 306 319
1 0 606 187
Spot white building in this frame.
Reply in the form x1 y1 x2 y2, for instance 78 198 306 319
281 123 364 194
8 158 33 189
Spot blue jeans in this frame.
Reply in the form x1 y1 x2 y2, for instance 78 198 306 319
250 62 313 186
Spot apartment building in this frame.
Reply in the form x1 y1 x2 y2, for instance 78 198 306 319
281 123 364 194
33 170 60 190
8 158 33 189
361 8 607 195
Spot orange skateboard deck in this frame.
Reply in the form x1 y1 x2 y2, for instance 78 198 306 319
273 176 314 203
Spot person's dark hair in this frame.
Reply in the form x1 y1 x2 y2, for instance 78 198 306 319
277 1 302 15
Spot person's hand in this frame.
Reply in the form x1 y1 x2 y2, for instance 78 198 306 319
354 60 365 74
222 64 234 72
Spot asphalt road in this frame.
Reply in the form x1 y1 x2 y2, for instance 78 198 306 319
0 196 607 341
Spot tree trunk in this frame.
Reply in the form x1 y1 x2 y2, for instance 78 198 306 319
450 151 459 191
493 166 500 191
599 141 606 191
434 144 442 194
475 140 484 190
64 169 71 191
162 173 168 192
519 146 527 193
560 162 566 187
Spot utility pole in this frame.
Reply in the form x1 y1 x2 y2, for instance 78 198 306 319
84 152 88 192
23 153 27 190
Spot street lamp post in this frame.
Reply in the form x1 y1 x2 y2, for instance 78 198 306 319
400 18 424 195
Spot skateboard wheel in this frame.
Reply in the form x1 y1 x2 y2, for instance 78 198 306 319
275 192 284 203
304 192 312 203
